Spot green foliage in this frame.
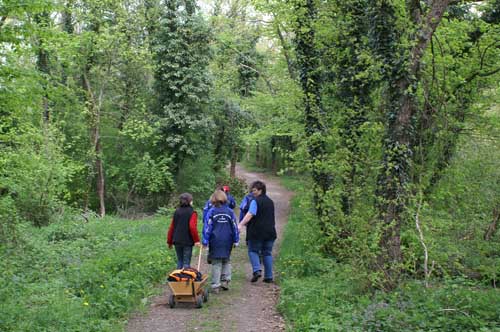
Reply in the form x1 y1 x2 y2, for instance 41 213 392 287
277 176 500 332
210 98 251 172
176 154 217 205
0 196 22 246
152 0 213 167
421 131 500 283
0 216 172 332
0 129 75 227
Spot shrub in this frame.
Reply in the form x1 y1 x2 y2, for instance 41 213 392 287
0 130 75 227
176 154 216 204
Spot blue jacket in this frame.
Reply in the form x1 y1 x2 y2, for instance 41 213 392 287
239 193 254 222
202 193 236 224
202 206 239 259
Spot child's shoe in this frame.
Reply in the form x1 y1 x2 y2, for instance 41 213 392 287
221 280 230 290
211 287 220 294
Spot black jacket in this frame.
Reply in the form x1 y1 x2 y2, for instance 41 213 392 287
247 194 276 241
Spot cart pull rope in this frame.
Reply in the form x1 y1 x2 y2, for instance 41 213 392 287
197 245 203 271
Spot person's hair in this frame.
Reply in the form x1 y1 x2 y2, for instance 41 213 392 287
251 180 266 195
179 193 193 207
210 190 227 207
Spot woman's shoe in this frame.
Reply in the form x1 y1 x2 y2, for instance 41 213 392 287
263 278 273 283
251 271 262 282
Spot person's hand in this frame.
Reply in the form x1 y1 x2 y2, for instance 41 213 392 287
233 242 239 248
194 242 201 247
238 224 244 233
168 244 172 249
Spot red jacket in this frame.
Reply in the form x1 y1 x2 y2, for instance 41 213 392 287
167 211 200 247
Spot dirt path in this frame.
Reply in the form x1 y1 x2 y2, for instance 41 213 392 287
126 164 293 332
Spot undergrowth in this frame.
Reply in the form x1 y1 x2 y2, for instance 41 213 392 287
0 216 173 332
276 176 500 332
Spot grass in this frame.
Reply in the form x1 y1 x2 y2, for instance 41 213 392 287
0 215 173 332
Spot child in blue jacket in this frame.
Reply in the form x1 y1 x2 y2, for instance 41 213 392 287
202 190 239 293
202 185 236 225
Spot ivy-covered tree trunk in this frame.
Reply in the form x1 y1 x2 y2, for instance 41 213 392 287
372 0 451 288
153 0 212 173
332 0 372 217
293 0 332 232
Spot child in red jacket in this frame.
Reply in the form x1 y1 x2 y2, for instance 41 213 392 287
167 193 200 269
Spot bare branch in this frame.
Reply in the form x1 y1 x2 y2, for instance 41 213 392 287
480 40 500 70
453 66 500 93
415 196 432 287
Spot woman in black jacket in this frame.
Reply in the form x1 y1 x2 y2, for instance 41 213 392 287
238 181 276 283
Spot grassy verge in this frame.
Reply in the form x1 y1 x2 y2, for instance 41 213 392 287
276 176 500 332
0 216 173 332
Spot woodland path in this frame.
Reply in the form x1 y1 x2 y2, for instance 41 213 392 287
126 164 293 332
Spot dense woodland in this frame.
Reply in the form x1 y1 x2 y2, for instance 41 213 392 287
1 0 499 331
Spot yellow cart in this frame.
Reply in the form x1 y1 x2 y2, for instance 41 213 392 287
167 247 209 308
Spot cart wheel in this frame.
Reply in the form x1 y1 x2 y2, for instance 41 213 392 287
195 295 203 308
168 294 176 308
203 288 209 303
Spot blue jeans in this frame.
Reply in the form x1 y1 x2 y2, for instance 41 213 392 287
174 245 193 269
247 240 274 279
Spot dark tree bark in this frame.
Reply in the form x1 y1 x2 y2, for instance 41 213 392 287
60 1 74 86
230 145 237 178
275 22 297 80
80 14 106 218
35 12 51 124
83 72 106 218
374 0 451 288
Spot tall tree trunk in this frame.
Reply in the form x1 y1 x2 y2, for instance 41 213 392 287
484 205 499 241
275 21 296 80
375 0 451 288
230 145 237 178
334 0 372 217
294 0 332 232
61 1 74 86
255 141 260 166
35 12 51 124
83 72 106 217
271 136 277 175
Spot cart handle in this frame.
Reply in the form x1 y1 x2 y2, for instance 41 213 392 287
197 245 203 271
